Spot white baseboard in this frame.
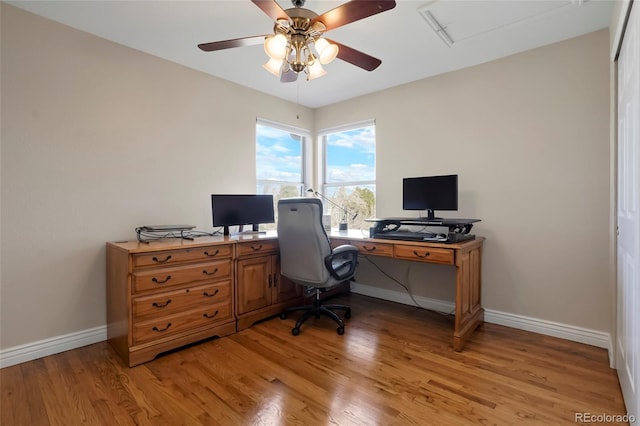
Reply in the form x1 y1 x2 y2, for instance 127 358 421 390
0 325 107 368
351 282 612 357
0 284 613 369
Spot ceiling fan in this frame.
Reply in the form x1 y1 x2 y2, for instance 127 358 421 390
198 0 396 82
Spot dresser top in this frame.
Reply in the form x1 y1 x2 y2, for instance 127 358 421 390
108 231 279 253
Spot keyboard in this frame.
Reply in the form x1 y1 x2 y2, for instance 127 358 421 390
373 231 447 242
373 231 476 243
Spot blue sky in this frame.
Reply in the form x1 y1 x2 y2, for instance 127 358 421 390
325 126 375 183
256 124 375 183
256 124 302 182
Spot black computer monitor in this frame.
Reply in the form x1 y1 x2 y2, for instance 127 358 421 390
402 174 458 220
211 194 275 235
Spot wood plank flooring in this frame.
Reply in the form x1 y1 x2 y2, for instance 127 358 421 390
1 294 629 425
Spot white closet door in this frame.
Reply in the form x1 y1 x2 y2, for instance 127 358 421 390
617 1 640 419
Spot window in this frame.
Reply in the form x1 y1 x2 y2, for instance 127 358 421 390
319 120 376 230
256 118 310 228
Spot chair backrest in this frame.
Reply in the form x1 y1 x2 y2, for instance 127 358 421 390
277 197 333 287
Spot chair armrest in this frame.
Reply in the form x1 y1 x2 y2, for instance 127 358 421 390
324 245 359 281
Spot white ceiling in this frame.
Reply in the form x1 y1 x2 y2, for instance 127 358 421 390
8 0 615 108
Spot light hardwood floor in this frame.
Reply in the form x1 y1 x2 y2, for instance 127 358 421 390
1 294 629 425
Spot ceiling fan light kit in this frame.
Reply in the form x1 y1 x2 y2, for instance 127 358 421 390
198 0 396 83
263 30 337 80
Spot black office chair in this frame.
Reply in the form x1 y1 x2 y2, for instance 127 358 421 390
277 197 359 335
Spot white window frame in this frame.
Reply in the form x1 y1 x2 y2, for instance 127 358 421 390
256 117 312 197
317 119 377 229
317 119 376 195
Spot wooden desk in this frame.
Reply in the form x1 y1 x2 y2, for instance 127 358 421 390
107 231 483 366
329 230 484 351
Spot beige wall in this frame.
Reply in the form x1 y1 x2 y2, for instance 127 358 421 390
0 4 312 349
1 3 612 351
316 29 611 331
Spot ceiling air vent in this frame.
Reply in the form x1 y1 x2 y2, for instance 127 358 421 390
419 9 454 47
418 1 576 48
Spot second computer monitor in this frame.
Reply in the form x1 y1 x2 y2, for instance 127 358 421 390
402 174 458 220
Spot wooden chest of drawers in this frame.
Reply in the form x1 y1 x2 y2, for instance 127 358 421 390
107 237 236 367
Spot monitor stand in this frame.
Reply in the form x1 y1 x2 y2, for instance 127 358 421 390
235 224 265 235
425 209 440 221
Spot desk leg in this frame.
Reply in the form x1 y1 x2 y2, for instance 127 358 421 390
453 244 484 351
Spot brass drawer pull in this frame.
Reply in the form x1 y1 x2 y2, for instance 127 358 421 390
152 323 172 332
250 244 263 251
203 310 219 319
202 268 219 276
152 275 172 284
152 255 172 264
203 289 219 298
363 246 377 252
152 299 172 308
413 251 430 258
204 249 220 257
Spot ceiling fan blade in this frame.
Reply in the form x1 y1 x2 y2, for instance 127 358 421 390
326 39 382 71
198 35 268 52
251 0 291 23
280 68 299 83
312 0 396 32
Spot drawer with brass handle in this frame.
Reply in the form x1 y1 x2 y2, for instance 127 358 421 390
132 260 232 293
132 301 232 345
132 281 231 319
394 245 454 265
133 244 233 268
349 240 394 257
236 240 279 257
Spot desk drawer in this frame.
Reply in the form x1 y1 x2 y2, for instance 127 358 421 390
132 302 232 345
132 281 231 319
132 260 232 293
394 245 454 265
236 240 279 257
133 245 232 268
350 240 394 257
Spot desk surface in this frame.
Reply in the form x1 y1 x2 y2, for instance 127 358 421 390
329 229 485 249
107 231 278 253
108 229 484 252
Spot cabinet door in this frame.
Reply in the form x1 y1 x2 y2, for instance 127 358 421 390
236 256 272 315
271 256 302 303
